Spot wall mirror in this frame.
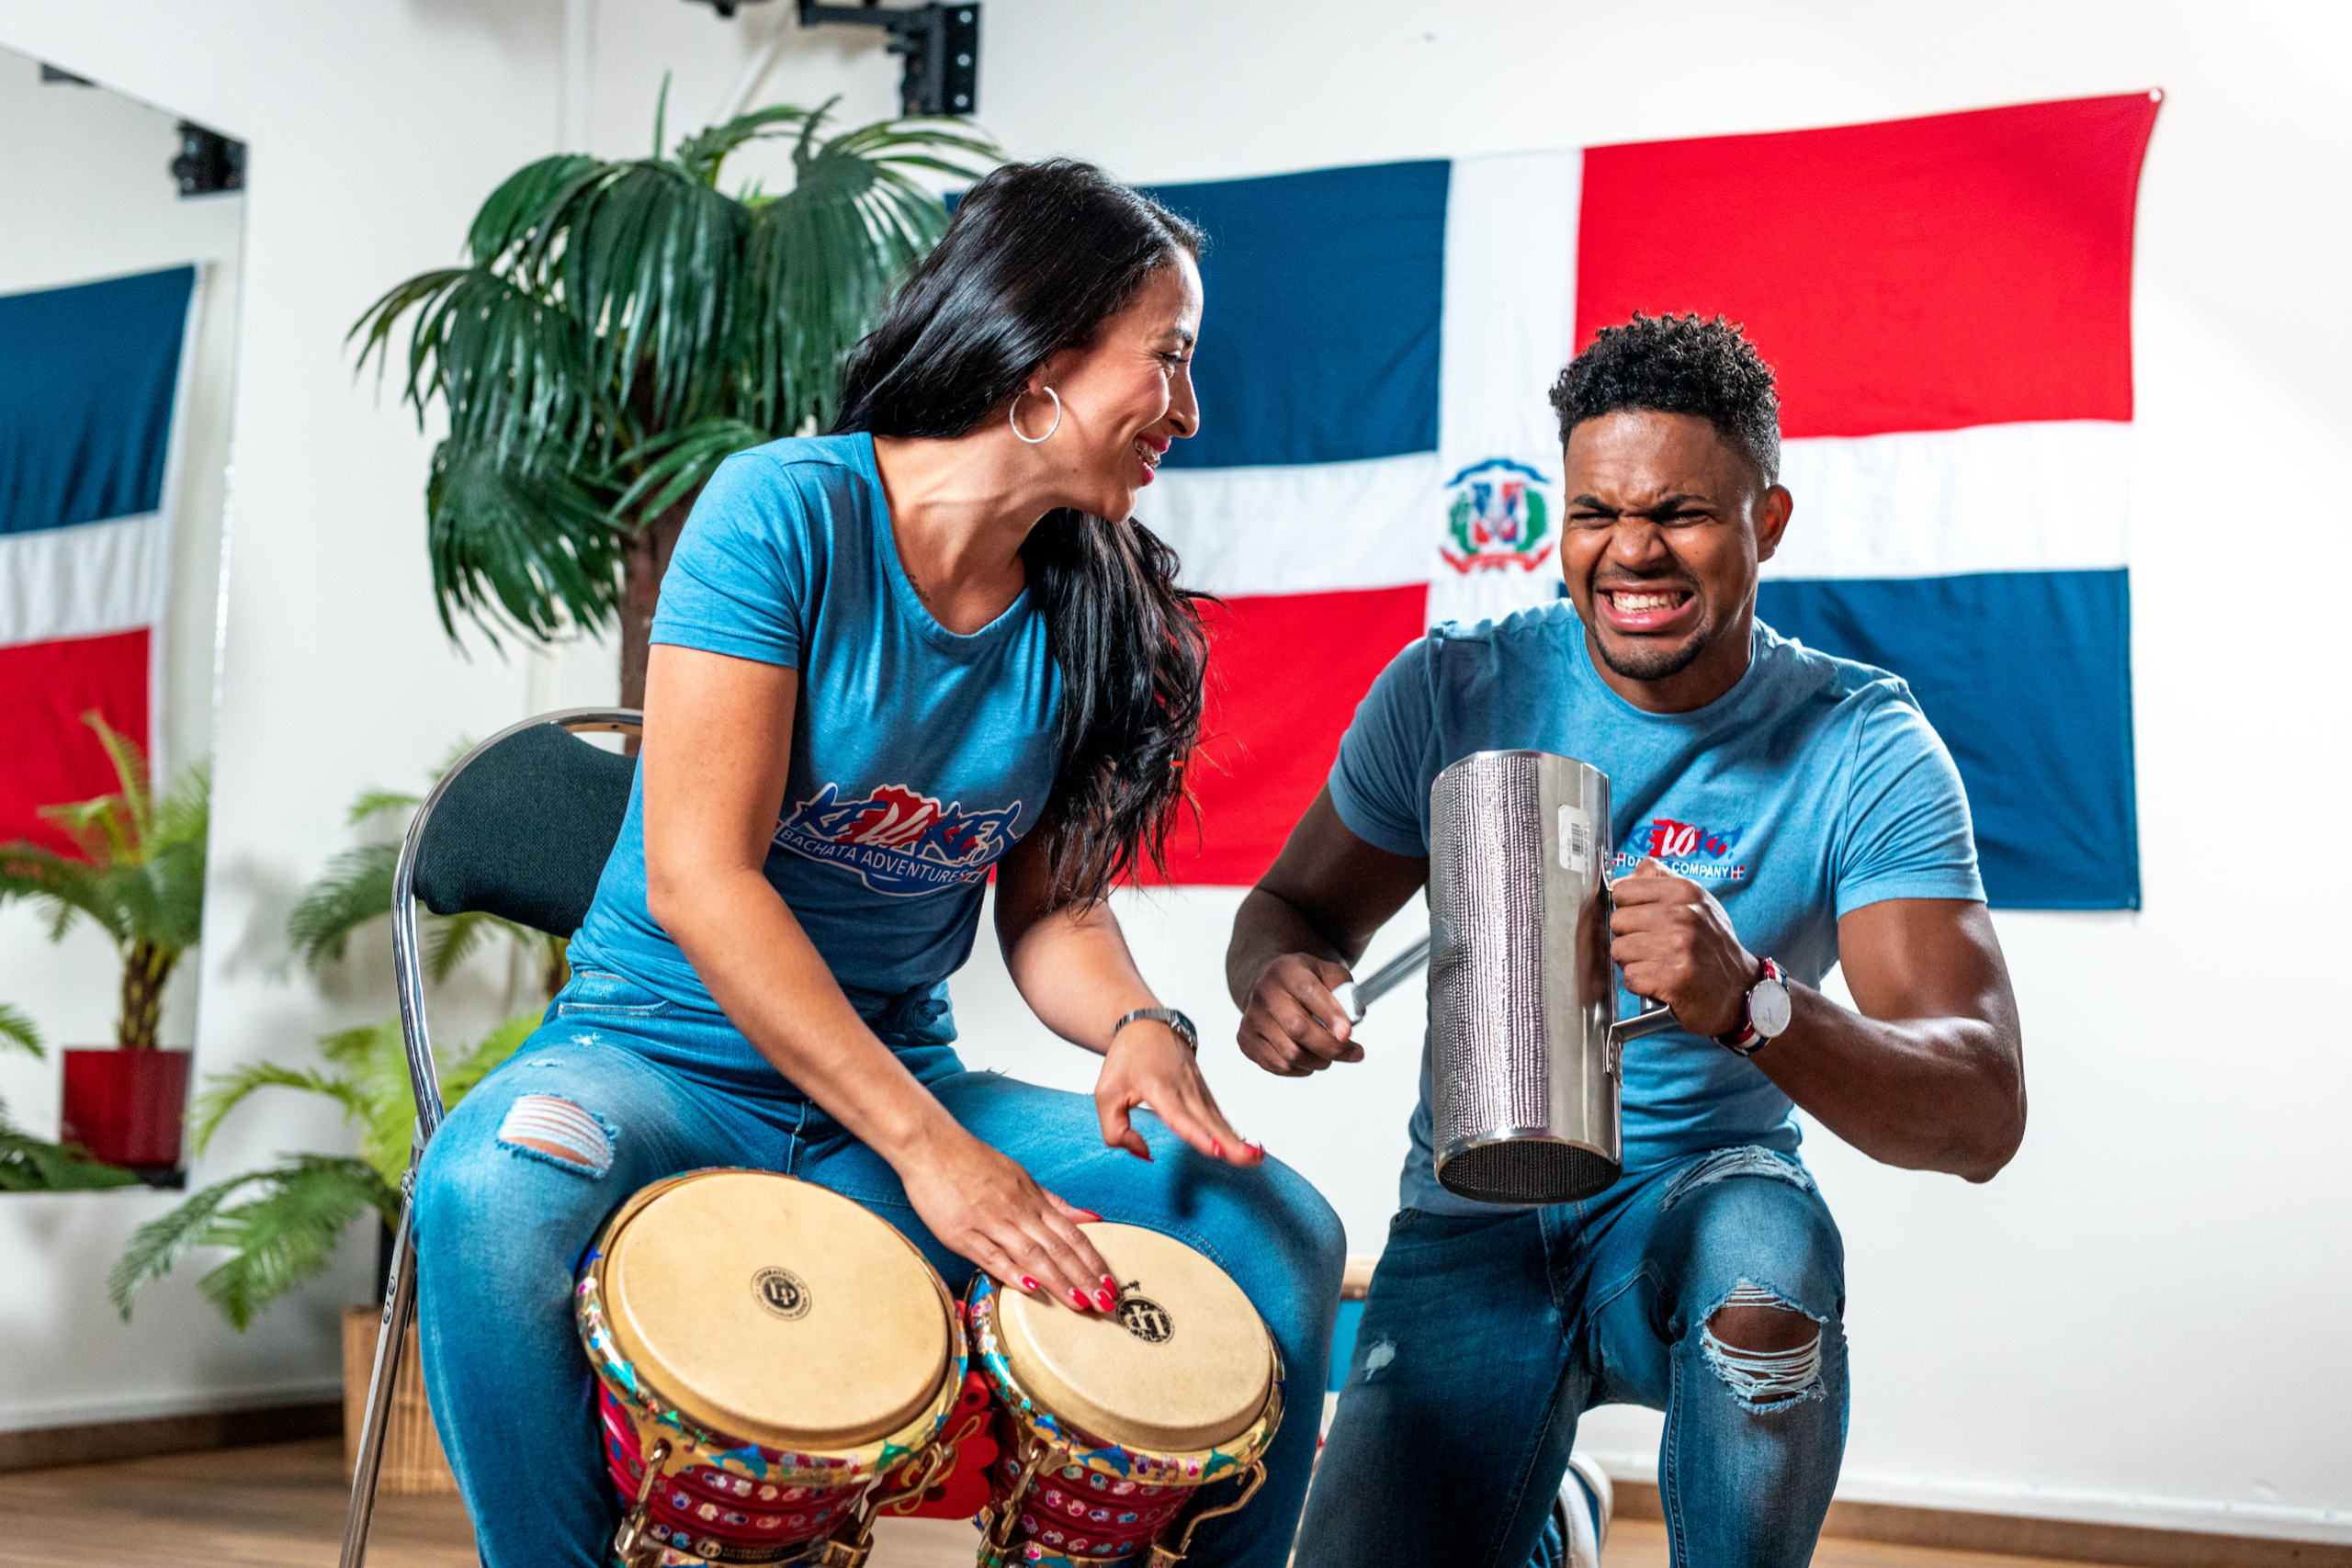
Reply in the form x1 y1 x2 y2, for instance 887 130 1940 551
0 46 244 1188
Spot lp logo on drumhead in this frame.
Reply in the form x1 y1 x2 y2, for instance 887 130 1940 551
752 1266 812 1321
1115 1285 1173 1345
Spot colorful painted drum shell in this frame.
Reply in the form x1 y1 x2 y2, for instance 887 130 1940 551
967 1274 1284 1489
574 1170 967 1536
996 1440 1193 1563
600 1386 863 1558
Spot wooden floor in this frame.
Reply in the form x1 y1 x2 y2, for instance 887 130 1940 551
0 1438 2139 1568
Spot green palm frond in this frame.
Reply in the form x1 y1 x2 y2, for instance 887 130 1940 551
198 1157 392 1329
343 1020 419 1190
287 842 399 970
110 1170 244 1309
0 717 209 975
612 417 774 521
0 841 129 946
111 1156 393 1329
444 1013 536 1103
425 439 627 645
466 152 605 266
347 788 424 826
0 1005 41 1060
356 96 998 647
673 102 819 187
423 908 514 987
0 1125 139 1191
189 1063 372 1156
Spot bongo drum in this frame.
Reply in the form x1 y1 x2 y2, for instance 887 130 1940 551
966 1224 1284 1567
576 1170 967 1567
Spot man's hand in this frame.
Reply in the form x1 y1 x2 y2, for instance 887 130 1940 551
1237 953 1363 1077
1227 788 1429 1080
1609 857 1758 1039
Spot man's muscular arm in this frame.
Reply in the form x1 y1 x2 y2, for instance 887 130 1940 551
1611 864 2025 1181
1227 789 1428 1077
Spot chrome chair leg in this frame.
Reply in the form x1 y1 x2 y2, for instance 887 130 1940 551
338 1187 420 1568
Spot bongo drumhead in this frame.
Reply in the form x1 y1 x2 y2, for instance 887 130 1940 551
993 1224 1272 1453
602 1171 949 1451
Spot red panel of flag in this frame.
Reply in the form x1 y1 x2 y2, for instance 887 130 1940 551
1577 93 2160 437
0 628 150 857
1149 586 1428 886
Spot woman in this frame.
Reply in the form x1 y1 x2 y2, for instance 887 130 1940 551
413 159 1346 1568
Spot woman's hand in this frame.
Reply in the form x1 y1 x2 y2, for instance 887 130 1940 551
1095 1022 1264 1167
896 1122 1123 1314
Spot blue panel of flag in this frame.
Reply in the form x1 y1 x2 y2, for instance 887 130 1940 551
1758 570 2139 909
0 265 195 536
1149 162 1448 469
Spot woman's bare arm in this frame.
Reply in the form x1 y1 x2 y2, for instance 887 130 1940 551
993 831 1260 1163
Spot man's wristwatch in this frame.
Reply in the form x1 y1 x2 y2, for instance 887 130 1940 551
1713 958 1792 1058
1113 1008 1198 1055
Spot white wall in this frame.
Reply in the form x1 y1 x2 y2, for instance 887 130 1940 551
0 0 2342 1547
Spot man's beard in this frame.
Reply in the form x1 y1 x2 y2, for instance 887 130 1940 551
1591 613 1714 682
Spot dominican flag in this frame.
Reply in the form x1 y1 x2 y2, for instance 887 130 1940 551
1143 93 2158 909
0 266 200 854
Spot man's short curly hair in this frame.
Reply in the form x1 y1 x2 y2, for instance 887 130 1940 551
1548 313 1781 483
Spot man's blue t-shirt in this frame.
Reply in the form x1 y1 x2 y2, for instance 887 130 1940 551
1329 600 1984 1215
570 435 1061 1062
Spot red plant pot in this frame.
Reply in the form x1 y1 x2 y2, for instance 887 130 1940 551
60 1048 192 1169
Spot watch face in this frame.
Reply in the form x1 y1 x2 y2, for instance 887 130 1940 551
1751 978 1793 1038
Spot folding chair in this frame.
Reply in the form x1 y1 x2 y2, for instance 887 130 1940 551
339 707 642 1568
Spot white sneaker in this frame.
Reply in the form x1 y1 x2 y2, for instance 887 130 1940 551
1551 1451 1613 1568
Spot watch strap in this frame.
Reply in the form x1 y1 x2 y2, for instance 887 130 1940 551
1113 1007 1197 1055
1713 957 1787 1057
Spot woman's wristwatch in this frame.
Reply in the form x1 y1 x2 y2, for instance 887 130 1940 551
1113 1008 1198 1055
1713 958 1792 1057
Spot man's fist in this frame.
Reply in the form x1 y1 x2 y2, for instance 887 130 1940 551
1237 953 1365 1077
1608 858 1758 1040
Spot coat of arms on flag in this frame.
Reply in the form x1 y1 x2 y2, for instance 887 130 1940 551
1139 92 2158 908
1441 458 1555 574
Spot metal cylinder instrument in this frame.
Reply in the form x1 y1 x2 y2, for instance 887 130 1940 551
1421 750 1679 1206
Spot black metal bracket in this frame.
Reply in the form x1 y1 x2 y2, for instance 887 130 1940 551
797 1 979 118
172 121 245 197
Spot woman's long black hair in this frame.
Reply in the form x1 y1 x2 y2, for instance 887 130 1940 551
833 160 1212 908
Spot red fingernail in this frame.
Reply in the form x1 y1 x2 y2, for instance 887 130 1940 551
1075 1210 1102 1223
1019 1276 1040 1292
1212 1140 1225 1157
1068 1289 1091 1309
1100 1274 1117 1286
1094 1289 1117 1311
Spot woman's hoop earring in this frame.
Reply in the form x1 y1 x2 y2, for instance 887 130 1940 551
1010 387 1062 445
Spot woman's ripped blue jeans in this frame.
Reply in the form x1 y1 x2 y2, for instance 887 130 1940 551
412 970 1346 1568
1297 1145 1849 1568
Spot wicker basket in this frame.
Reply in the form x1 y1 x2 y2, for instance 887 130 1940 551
341 1304 459 1495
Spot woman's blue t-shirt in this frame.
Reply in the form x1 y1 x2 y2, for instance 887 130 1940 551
569 434 1061 1035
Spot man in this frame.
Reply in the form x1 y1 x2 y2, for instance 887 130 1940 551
1227 314 2025 1567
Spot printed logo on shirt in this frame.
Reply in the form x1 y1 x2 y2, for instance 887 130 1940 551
1610 816 1749 886
774 782 1023 897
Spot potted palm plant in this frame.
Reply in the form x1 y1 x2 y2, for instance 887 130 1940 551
351 94 995 701
0 714 209 1174
0 1006 138 1190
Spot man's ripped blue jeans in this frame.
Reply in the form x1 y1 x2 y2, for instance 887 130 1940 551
413 969 1346 1568
1298 1145 1849 1568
